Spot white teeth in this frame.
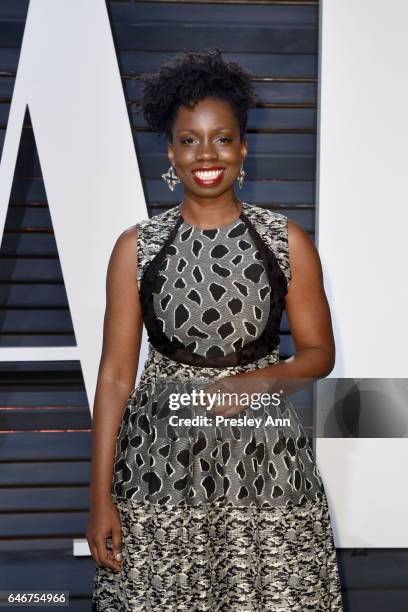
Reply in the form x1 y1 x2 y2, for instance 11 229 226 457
194 169 223 180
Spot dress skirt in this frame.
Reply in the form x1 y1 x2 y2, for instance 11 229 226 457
92 348 344 611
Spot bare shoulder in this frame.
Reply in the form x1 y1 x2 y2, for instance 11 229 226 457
288 219 319 256
108 225 138 277
287 219 322 278
287 218 314 249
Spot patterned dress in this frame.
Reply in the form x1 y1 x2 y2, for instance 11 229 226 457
92 203 343 611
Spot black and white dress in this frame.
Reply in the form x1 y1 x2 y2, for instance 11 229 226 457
92 203 343 611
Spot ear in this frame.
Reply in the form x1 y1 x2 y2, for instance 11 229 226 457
240 138 248 162
167 141 175 167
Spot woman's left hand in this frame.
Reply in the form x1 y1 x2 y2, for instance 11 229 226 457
204 373 278 417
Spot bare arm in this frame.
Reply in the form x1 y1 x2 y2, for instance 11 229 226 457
87 225 142 570
274 219 335 376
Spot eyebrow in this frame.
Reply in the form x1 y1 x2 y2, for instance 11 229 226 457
175 127 234 134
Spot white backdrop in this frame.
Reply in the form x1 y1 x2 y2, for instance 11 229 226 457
316 0 408 547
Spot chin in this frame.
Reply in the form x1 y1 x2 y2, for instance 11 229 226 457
188 182 235 198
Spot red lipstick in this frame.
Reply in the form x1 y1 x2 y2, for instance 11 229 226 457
192 166 225 187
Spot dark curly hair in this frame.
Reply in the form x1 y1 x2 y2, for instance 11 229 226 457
139 49 257 140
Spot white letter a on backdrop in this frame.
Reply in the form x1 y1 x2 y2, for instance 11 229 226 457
0 0 147 408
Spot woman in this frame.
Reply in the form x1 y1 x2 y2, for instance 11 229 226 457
88 49 343 611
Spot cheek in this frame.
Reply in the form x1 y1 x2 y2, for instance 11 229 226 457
223 145 243 163
172 150 194 170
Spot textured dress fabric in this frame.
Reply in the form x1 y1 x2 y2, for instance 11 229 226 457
152 218 271 358
92 203 344 611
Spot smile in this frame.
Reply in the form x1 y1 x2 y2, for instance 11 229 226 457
192 167 225 186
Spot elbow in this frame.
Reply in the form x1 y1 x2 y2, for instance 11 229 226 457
319 346 335 378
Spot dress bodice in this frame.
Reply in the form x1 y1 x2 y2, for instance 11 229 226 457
136 203 291 368
152 217 271 360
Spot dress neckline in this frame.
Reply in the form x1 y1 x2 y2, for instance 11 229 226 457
178 203 246 231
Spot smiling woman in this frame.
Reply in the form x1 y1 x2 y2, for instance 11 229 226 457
88 49 344 611
168 97 247 195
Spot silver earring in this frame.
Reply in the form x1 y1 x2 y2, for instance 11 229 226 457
161 165 180 191
237 164 245 189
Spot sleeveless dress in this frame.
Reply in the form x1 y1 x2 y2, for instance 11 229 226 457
92 203 343 611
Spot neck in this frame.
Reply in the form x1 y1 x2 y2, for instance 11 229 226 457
179 190 243 230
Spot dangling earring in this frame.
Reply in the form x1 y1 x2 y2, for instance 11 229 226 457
237 164 245 189
161 165 180 191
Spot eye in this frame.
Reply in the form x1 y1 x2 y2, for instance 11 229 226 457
180 137 196 145
218 137 232 145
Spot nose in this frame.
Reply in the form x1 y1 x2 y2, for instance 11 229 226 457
196 138 218 161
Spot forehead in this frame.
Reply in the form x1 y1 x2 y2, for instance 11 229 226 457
172 97 239 131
